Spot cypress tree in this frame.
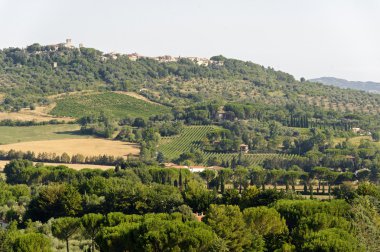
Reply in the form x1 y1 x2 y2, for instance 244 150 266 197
179 169 183 190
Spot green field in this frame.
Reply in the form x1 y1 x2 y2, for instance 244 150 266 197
0 124 89 144
158 125 297 166
50 92 171 119
333 136 375 147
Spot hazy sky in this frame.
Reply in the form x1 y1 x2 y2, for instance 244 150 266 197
1 0 379 82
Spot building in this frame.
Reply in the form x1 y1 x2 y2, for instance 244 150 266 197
352 127 361 134
240 144 249 153
154 55 178 63
163 163 189 169
189 166 206 173
217 106 226 120
163 163 222 173
187 57 211 66
64 39 73 48
193 212 205 222
49 39 75 50
127 53 140 61
102 52 119 60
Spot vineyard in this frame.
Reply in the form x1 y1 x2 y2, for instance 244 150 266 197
200 152 298 166
50 92 171 119
158 125 216 159
158 126 298 166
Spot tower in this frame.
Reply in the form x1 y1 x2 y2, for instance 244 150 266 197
65 39 72 47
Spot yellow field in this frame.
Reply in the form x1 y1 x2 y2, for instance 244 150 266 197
0 104 75 122
0 160 114 171
0 138 139 157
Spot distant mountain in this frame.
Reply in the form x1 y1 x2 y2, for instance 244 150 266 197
309 77 380 93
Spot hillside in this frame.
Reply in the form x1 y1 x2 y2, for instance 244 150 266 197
1 43 380 117
50 92 171 119
310 77 380 93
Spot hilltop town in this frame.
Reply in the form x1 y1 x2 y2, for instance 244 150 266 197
39 39 224 66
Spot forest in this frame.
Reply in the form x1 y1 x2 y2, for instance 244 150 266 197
0 159 379 251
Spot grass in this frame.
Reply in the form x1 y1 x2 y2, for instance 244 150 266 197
0 124 88 144
50 92 171 119
333 136 373 147
289 127 310 135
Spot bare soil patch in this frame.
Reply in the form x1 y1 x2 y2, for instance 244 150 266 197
0 103 75 122
0 138 139 157
113 91 161 105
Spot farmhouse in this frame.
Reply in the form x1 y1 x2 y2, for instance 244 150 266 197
127 53 140 61
193 212 205 222
240 144 249 153
352 127 361 133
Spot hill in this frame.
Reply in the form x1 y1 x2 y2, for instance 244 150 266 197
1 43 380 118
310 77 380 93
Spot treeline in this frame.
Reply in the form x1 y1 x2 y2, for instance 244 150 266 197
0 149 126 166
0 119 69 127
2 200 376 252
1 160 379 251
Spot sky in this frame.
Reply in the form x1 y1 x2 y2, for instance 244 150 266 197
0 0 379 82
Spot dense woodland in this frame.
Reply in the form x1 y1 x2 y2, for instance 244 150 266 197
0 160 379 251
0 43 380 251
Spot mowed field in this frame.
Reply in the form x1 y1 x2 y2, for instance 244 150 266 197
0 124 88 144
0 138 139 157
0 124 139 157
